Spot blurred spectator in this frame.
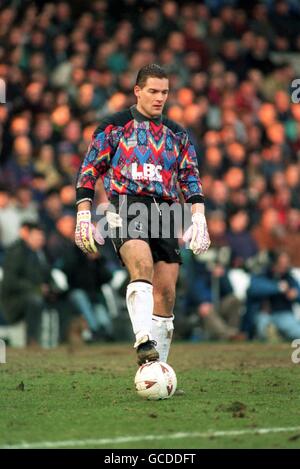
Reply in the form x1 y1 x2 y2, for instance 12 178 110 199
15 185 39 223
205 180 228 213
248 251 300 340
59 183 76 214
1 222 54 345
0 185 21 253
34 145 63 189
226 209 258 268
2 136 35 190
47 214 114 340
183 211 244 341
252 207 283 252
277 208 300 266
39 189 63 235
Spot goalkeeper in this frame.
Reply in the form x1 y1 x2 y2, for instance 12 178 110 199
75 64 210 365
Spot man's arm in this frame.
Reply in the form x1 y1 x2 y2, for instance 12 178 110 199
177 130 204 204
191 202 205 216
76 124 114 206
77 200 92 212
178 132 210 255
75 124 114 253
247 275 285 299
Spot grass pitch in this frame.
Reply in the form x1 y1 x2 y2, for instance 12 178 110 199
1 342 300 449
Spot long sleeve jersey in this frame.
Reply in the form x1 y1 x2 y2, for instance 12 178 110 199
76 105 204 204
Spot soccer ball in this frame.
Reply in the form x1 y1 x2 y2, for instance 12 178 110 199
134 361 177 400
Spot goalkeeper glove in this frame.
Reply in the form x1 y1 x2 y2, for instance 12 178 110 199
183 212 210 255
75 211 104 254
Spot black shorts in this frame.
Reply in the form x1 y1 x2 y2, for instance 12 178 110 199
107 195 182 264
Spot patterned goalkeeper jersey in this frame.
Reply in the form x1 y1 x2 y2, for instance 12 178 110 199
76 105 204 204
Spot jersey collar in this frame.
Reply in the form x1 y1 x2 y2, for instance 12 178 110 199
130 105 162 125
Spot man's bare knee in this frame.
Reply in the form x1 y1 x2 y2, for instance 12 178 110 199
120 240 154 281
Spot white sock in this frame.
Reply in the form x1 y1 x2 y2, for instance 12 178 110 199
151 314 174 363
126 281 153 348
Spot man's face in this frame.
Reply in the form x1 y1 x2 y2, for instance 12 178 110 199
26 229 45 251
134 77 169 118
274 253 290 275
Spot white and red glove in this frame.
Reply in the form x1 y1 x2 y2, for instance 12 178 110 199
75 211 104 254
183 212 211 255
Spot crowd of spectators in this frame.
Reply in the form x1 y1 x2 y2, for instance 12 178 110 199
1 0 300 346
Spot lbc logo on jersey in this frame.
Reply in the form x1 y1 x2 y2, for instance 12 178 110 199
132 163 163 182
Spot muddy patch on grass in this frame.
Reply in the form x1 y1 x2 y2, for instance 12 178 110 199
216 401 247 418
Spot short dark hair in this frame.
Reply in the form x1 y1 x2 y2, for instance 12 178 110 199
135 64 168 88
269 249 290 266
0 184 11 194
21 221 43 232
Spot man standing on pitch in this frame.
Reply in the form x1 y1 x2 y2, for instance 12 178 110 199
75 64 210 365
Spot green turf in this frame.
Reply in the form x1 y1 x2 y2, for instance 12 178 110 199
0 342 300 449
